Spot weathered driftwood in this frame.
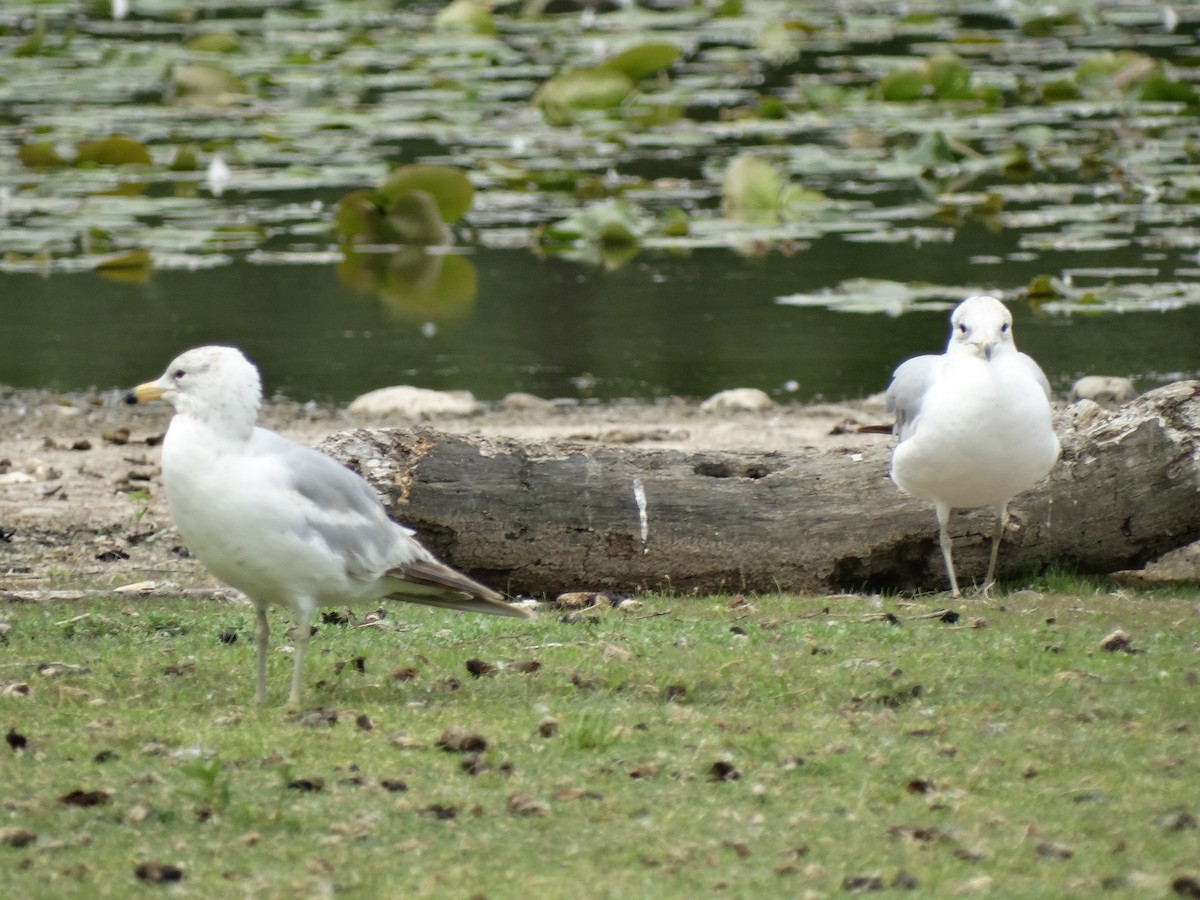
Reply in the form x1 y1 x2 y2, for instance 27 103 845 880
321 382 1200 596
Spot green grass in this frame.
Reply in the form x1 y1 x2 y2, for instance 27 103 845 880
2 585 1199 898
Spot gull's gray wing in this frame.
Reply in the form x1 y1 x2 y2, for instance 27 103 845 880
251 428 405 580
885 354 942 442
1019 352 1052 400
252 429 533 619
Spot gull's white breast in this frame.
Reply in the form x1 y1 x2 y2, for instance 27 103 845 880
891 352 1059 510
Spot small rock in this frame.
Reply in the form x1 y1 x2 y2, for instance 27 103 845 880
1099 629 1134 653
501 392 554 411
102 428 131 445
58 789 110 807
554 591 609 609
0 827 36 848
465 659 495 678
537 717 559 738
135 861 184 884
1172 875 1200 897
347 386 480 418
699 388 774 414
708 760 740 782
507 793 549 817
1069 375 1136 407
437 725 487 753
842 873 884 892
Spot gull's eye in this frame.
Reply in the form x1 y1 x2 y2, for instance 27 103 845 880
958 323 968 334
1000 322 1009 334
173 368 186 380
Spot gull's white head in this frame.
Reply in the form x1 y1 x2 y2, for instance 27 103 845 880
946 295 1015 362
127 346 262 436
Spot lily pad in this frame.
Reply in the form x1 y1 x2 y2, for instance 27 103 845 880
434 0 496 36
18 141 68 169
534 67 635 125
378 165 474 227
187 32 243 54
172 63 249 106
74 135 152 167
602 43 681 82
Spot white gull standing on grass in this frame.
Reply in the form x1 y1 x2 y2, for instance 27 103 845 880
886 296 1060 596
127 346 531 708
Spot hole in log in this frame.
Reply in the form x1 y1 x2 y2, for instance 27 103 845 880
693 461 773 479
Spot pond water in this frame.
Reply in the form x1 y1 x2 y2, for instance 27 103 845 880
5 238 1197 404
1 1 1198 404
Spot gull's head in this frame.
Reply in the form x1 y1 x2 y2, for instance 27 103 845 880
126 346 262 436
947 295 1015 361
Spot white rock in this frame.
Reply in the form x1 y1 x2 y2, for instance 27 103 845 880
501 392 554 411
347 386 481 418
1068 376 1136 407
699 388 775 414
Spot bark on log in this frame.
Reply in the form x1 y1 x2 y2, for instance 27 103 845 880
321 382 1200 596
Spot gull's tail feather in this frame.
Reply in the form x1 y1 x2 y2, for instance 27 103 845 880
384 558 533 619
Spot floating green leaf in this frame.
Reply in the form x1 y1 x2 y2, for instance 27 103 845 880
82 227 114 255
187 32 243 54
13 16 46 58
334 191 385 242
94 249 153 283
169 145 199 172
778 184 829 221
1020 11 1085 38
534 67 635 125
1026 274 1063 300
658 207 690 238
926 54 971 99
722 153 792 224
378 165 474 226
901 131 966 167
74 135 152 167
877 68 927 102
385 192 452 246
602 43 681 81
543 199 648 247
173 63 249 105
18 141 67 168
877 54 983 102
433 0 496 36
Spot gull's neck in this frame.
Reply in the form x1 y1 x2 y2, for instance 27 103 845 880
172 395 259 444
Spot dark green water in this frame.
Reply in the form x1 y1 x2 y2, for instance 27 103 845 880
2 240 1195 404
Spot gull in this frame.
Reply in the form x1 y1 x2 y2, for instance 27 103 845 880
127 346 532 707
886 296 1059 596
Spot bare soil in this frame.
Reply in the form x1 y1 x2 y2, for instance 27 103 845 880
0 389 889 596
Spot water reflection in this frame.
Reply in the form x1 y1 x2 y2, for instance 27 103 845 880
1 243 1196 405
337 245 478 322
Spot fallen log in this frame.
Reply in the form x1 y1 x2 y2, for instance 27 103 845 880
321 382 1200 596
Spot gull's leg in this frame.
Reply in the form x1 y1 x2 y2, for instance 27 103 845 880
287 605 314 709
935 502 961 597
254 604 270 707
981 501 1008 598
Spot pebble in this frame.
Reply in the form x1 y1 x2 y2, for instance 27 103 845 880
501 392 554 411
347 386 481 418
699 388 774 413
1068 375 1136 407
